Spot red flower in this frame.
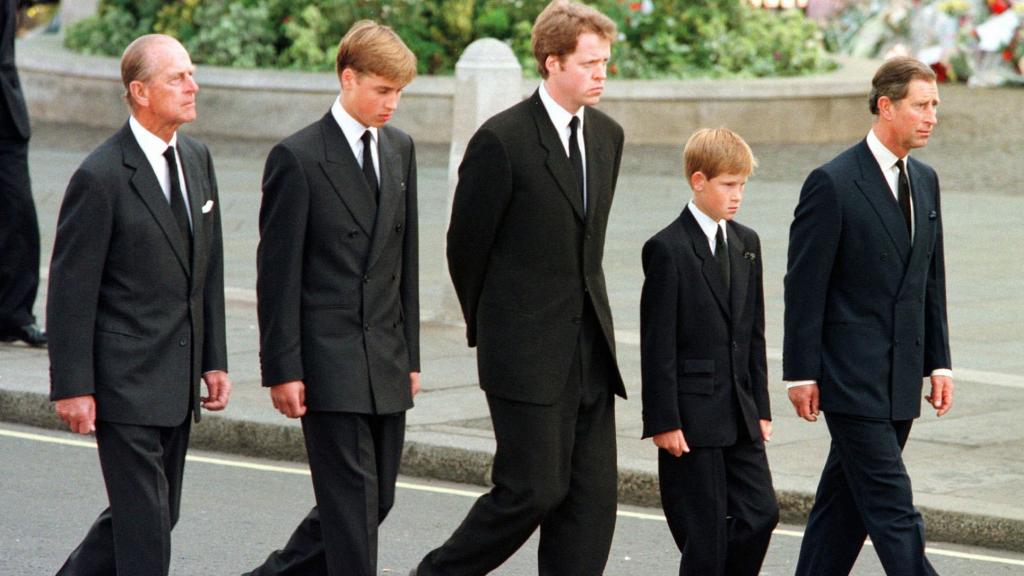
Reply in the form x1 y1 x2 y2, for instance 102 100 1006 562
989 0 1011 15
929 62 949 83
630 1 642 10
1004 48 1014 61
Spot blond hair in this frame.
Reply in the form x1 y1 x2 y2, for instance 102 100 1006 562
683 128 758 181
531 0 617 78
336 20 417 85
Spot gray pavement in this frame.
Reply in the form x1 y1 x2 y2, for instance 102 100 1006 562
3 86 1024 554
6 422 1024 575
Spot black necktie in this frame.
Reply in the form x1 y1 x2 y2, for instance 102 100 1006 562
162 146 192 264
715 224 730 293
896 159 912 237
569 116 585 213
361 130 379 205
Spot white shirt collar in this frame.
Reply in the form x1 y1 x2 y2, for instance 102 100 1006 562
539 82 584 135
129 115 177 156
688 200 727 252
866 128 905 174
331 96 378 150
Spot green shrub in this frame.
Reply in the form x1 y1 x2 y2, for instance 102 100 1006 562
64 0 833 79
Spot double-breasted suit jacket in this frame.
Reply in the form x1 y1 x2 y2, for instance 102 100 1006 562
640 207 770 447
783 139 951 421
447 91 625 404
257 113 419 414
48 123 227 425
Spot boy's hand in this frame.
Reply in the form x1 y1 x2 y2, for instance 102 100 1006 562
653 428 690 457
759 419 773 443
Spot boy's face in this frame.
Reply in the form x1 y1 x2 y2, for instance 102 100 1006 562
691 171 747 222
340 68 405 127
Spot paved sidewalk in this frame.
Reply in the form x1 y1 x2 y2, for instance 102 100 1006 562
3 102 1024 552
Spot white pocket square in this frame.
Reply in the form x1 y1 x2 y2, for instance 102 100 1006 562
201 200 214 214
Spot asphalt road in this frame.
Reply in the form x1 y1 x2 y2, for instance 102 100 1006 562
2 423 1023 576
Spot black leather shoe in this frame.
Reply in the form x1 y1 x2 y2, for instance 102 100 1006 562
1 323 47 347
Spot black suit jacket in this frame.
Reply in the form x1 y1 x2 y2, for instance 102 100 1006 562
48 123 228 426
1 0 30 140
783 139 951 421
257 113 419 415
640 207 770 447
447 91 625 405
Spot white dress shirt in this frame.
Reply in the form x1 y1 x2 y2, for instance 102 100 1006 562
538 81 587 212
331 97 379 181
129 115 191 227
866 128 913 238
688 200 727 255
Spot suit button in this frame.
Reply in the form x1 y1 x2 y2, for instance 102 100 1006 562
572 317 582 325
395 224 404 232
363 275 370 283
915 338 921 346
364 324 371 332
894 339 901 347
880 252 887 260
348 230 359 238
178 338 187 347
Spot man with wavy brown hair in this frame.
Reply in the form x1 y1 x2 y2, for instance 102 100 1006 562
246 20 420 576
413 2 624 575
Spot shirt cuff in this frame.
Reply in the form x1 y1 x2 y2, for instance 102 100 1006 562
785 380 817 389
930 368 953 379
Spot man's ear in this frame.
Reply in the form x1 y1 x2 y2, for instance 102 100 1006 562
128 80 148 108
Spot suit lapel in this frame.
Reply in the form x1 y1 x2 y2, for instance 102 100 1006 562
727 224 749 325
318 114 376 236
680 207 730 319
852 140 911 264
365 128 402 271
121 125 191 276
180 139 207 284
531 93 584 221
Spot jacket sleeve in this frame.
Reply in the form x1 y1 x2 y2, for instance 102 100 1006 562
783 168 842 382
639 237 682 438
445 127 513 347
201 146 228 373
923 171 951 374
402 139 421 372
47 168 113 400
748 232 771 420
256 144 309 386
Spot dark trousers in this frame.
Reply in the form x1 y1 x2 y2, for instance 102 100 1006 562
418 307 618 576
795 413 936 576
658 434 778 576
56 416 192 576
0 137 40 329
246 410 405 576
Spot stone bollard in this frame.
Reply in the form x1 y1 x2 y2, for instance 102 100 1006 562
59 0 99 29
437 39 522 323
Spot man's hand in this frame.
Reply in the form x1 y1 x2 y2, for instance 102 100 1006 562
270 380 307 418
652 428 689 457
410 372 421 396
201 370 231 411
788 383 820 422
925 375 954 417
55 395 96 434
760 419 773 443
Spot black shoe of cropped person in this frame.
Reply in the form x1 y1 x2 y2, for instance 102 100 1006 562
1 323 47 347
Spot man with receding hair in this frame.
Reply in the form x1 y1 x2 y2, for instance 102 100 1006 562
48 34 229 576
245 20 420 576
414 2 625 574
784 56 953 575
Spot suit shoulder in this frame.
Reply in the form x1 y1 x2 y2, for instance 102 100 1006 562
643 218 686 254
478 98 532 138
75 132 125 178
585 106 623 138
274 120 324 157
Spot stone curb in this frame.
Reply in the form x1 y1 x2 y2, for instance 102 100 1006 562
4 388 1023 553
